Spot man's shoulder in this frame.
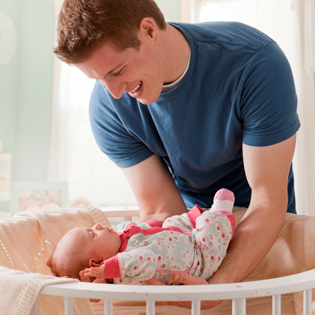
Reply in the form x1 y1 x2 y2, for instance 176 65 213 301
170 21 273 50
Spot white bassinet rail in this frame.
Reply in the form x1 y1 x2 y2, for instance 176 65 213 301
36 268 315 315
2 206 315 315
31 208 315 315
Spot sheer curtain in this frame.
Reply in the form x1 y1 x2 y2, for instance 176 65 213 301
48 1 136 207
194 0 315 215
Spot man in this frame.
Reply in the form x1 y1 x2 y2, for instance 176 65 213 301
54 0 300 308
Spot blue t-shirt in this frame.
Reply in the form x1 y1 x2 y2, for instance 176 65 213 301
89 22 300 213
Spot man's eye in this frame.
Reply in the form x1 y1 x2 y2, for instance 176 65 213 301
112 66 126 77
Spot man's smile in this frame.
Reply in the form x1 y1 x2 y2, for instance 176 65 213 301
129 81 143 95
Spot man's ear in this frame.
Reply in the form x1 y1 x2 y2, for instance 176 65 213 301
89 258 104 267
139 17 158 40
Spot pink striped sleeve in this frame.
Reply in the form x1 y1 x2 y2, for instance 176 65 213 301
103 255 121 278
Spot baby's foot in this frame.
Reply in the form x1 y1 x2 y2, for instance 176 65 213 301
210 188 235 213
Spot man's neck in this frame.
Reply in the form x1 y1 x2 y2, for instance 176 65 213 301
162 23 191 85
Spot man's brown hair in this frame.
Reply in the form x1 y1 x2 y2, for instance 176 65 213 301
54 0 166 64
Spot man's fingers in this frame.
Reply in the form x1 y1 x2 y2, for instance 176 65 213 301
146 273 209 286
145 273 221 310
93 278 107 284
172 272 208 285
146 278 166 285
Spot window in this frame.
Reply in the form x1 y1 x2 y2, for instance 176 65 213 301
49 62 136 207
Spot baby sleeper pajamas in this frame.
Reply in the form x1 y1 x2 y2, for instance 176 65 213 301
103 189 235 285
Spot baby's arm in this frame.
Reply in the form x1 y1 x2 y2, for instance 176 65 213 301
84 249 158 282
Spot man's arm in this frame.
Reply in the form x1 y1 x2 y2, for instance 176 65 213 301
207 134 297 285
122 154 187 222
146 134 297 310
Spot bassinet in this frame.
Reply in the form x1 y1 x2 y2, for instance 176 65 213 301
1 206 315 315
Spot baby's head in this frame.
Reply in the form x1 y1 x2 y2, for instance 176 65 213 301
46 224 121 279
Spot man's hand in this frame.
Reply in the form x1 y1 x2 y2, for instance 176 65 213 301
146 272 221 310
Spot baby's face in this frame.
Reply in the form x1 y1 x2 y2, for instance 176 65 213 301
83 224 121 260
74 224 121 261
53 224 121 277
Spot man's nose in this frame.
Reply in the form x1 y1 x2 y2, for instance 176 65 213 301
99 79 124 99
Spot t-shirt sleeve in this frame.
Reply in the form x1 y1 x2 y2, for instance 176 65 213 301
241 41 300 146
89 82 154 168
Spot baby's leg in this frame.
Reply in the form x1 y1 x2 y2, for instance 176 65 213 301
192 189 235 279
210 188 235 213
162 212 194 232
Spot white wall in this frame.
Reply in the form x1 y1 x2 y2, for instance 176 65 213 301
156 0 182 22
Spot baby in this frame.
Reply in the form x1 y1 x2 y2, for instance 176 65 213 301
46 188 235 285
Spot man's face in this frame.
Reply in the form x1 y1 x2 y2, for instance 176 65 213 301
76 31 166 105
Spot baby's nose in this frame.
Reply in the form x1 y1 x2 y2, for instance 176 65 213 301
93 223 103 230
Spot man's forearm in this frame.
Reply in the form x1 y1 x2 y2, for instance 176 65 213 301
123 154 187 223
208 203 286 285
138 202 186 223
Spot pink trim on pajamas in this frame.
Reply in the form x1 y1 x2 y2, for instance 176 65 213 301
103 206 235 285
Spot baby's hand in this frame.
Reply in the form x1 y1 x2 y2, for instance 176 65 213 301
83 266 106 281
79 268 107 304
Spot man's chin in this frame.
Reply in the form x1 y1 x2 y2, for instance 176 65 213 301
137 95 160 105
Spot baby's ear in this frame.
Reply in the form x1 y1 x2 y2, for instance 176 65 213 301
46 258 52 267
89 258 104 267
